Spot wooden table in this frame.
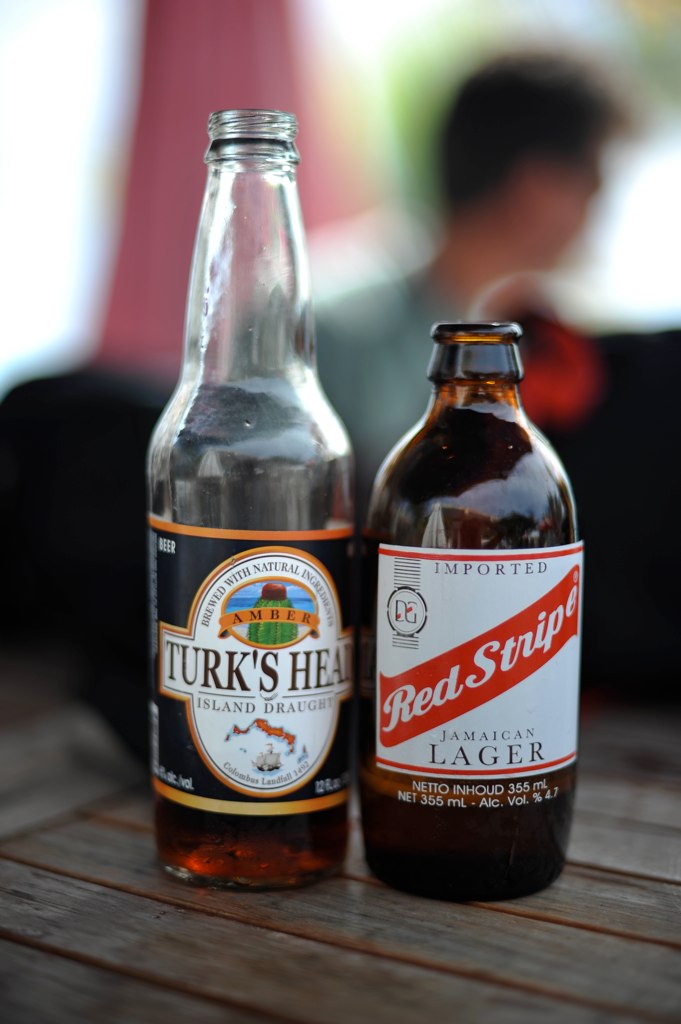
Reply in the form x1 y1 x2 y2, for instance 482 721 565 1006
1 659 680 1024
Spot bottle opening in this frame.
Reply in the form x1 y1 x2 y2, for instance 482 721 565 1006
208 109 298 142
427 321 523 382
431 321 522 344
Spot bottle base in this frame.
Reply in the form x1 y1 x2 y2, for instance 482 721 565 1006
161 860 341 891
154 794 348 891
365 848 566 902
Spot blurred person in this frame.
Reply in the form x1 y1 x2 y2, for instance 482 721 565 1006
317 50 681 701
316 49 629 512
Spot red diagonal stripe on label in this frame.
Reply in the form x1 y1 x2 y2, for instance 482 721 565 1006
379 567 580 747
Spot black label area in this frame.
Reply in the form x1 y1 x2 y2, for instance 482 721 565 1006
148 519 354 815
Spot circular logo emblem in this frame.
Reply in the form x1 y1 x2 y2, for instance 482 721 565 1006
387 587 427 636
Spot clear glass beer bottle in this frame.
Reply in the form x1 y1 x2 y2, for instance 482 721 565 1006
147 110 354 888
361 322 582 900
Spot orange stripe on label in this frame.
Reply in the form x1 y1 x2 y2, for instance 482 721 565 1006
153 777 348 815
148 515 353 541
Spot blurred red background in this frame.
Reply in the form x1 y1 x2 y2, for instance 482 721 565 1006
99 0 357 378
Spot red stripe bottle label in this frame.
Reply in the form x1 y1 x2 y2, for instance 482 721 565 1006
375 543 583 779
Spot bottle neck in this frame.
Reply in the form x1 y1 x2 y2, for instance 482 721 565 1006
181 136 313 385
426 340 525 416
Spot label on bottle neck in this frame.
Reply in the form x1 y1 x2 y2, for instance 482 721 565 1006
375 543 582 779
149 516 353 815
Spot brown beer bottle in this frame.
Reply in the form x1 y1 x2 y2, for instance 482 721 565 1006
147 110 354 888
360 322 582 901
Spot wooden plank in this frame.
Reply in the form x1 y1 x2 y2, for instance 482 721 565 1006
0 704 144 840
4 814 680 948
0 650 80 728
82 786 154 831
479 864 681 947
576 776 681 831
569 813 681 882
0 860 644 1024
0 939 277 1024
578 708 681 781
1 823 680 1020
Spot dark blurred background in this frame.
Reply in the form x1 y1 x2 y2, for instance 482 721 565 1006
1 0 680 758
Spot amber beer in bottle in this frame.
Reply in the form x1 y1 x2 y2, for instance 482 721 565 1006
361 322 582 900
147 110 354 888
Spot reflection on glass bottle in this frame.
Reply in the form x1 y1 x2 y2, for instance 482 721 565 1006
361 322 582 901
147 110 354 889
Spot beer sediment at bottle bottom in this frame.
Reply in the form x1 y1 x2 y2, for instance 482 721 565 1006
147 109 354 889
154 768 350 887
360 321 582 901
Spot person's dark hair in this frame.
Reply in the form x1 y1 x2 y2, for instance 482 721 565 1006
439 51 627 210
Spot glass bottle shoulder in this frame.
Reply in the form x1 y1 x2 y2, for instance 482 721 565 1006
148 371 353 529
367 402 576 549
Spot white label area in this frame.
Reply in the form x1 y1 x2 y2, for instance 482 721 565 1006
159 547 352 796
376 543 583 779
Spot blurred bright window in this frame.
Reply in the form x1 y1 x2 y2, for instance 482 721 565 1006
1 0 680 401
0 0 143 397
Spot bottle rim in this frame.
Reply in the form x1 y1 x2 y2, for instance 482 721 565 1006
207 109 298 142
431 321 522 342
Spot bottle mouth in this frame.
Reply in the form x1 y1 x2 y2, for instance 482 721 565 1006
427 321 524 382
431 321 522 343
207 109 298 142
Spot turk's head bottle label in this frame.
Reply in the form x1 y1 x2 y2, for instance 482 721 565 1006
376 543 583 780
150 521 353 811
